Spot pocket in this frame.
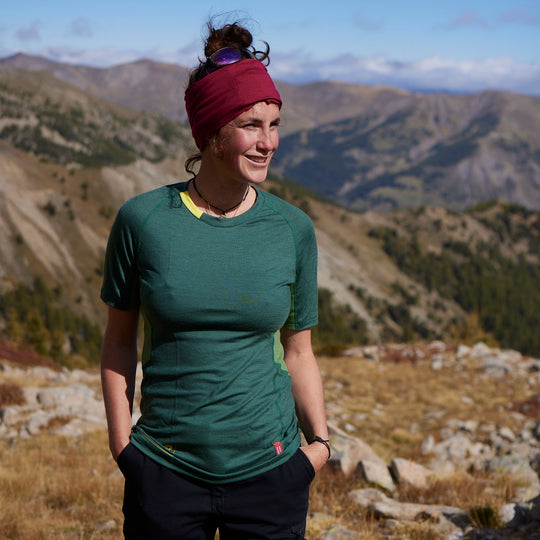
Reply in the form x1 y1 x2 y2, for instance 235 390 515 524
296 448 316 483
117 442 138 477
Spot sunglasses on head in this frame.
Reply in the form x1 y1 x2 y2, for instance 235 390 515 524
200 47 255 78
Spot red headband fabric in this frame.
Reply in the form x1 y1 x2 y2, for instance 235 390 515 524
185 59 282 150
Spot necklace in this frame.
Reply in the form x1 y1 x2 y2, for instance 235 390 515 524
192 177 250 217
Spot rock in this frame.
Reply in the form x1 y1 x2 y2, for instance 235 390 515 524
421 434 435 455
487 455 540 500
498 426 516 442
0 366 106 440
456 344 471 360
427 458 456 476
327 424 387 476
320 524 359 539
95 520 116 533
481 356 510 377
348 488 389 507
455 419 478 433
427 341 447 353
390 458 432 489
0 405 24 426
370 498 466 525
26 410 55 435
431 355 444 370
357 459 396 492
499 503 517 524
470 342 492 357
431 432 474 464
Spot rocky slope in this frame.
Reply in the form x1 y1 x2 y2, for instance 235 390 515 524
1 340 539 539
276 90 540 212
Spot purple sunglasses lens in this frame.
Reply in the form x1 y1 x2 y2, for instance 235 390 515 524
212 48 245 66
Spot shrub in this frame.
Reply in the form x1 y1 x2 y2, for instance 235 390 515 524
0 383 25 408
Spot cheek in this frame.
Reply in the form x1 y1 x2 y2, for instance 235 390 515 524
222 132 252 157
272 131 279 150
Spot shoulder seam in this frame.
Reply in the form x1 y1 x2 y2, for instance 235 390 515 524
136 195 173 260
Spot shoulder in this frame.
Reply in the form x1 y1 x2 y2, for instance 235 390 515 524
258 190 314 233
115 183 184 224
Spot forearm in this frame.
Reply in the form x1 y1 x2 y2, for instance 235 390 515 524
282 328 329 471
101 342 137 460
287 350 328 442
100 307 139 461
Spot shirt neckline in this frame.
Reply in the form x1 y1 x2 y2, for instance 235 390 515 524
174 181 262 227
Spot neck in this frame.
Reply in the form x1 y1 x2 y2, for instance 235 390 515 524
190 176 252 218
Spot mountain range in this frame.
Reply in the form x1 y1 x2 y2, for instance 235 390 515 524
1 55 540 358
2 53 540 213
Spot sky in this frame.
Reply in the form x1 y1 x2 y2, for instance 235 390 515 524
1 1 540 95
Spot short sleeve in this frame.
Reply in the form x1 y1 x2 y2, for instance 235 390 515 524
283 215 318 330
100 202 141 310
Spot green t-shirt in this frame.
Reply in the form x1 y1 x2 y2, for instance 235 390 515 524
101 181 318 483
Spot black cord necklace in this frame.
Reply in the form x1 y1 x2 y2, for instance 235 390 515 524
192 177 250 217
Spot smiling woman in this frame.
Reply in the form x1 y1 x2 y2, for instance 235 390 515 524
197 101 280 197
100 18 329 540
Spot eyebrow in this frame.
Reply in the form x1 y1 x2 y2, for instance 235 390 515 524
240 115 281 124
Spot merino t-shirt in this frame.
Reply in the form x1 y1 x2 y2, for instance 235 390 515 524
100 181 318 483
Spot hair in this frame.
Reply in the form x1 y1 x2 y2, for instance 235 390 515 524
184 20 271 177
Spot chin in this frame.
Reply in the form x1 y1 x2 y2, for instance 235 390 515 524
242 168 269 185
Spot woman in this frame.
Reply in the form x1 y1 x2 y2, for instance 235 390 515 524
100 21 329 540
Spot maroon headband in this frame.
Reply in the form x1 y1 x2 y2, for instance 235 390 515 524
185 59 282 150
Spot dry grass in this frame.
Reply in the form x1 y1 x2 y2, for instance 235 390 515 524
0 348 533 539
0 430 122 539
0 382 25 408
318 349 534 461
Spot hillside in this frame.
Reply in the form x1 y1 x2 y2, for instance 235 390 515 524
1 65 540 362
0 53 191 123
0 66 194 167
276 90 540 212
2 54 540 213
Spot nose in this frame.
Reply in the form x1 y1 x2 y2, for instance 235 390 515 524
257 127 278 153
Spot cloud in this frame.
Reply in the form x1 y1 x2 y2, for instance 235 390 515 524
445 10 489 29
271 51 540 96
16 21 42 42
67 18 94 39
175 40 202 65
38 45 143 67
5 45 540 97
499 6 540 25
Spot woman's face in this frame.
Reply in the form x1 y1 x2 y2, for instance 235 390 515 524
209 101 280 185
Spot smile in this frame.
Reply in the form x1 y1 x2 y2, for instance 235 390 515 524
246 156 269 164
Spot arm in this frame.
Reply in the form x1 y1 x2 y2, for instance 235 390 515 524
100 306 140 461
281 327 329 473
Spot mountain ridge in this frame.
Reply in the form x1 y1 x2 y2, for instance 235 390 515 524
3 54 539 212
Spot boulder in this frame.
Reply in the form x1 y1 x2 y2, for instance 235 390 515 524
357 459 396 492
390 457 432 489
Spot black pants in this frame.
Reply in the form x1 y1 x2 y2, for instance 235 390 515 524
117 443 315 540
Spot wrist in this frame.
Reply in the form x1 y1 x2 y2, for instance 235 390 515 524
310 436 331 459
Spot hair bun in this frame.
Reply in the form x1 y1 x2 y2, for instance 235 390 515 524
204 22 253 57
